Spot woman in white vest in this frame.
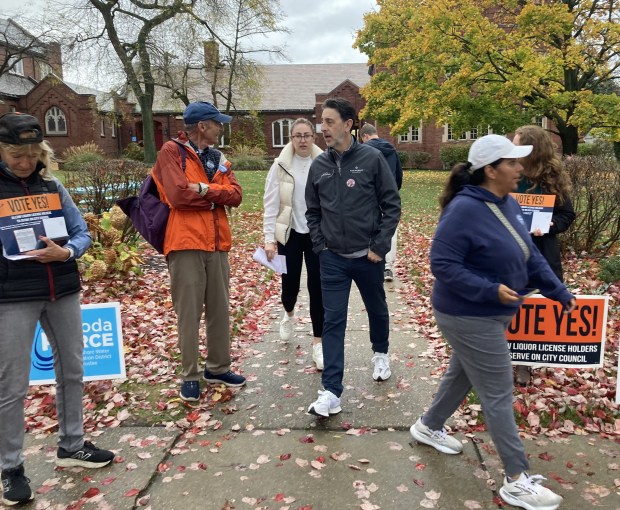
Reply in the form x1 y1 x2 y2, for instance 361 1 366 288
263 118 325 370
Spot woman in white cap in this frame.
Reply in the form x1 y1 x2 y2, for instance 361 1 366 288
409 134 575 510
263 118 325 369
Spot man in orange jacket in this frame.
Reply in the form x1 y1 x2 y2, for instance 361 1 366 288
152 101 244 401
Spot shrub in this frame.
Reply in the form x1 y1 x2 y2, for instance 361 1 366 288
598 256 620 284
229 144 269 170
397 151 409 168
61 142 105 172
229 154 270 171
439 144 471 169
79 206 143 281
409 151 432 169
64 159 150 215
563 155 620 255
576 143 595 156
122 142 145 162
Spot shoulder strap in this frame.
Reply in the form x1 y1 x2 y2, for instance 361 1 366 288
179 144 187 171
485 202 530 262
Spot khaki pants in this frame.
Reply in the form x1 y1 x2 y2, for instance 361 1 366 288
168 250 231 381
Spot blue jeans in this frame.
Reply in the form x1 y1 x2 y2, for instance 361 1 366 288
319 250 389 397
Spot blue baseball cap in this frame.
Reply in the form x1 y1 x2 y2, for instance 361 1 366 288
183 101 232 124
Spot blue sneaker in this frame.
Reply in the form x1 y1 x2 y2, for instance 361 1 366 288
203 369 246 387
180 380 200 401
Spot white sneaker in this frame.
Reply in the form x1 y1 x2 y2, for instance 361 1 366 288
410 418 463 455
499 473 563 510
372 353 391 381
279 311 293 341
312 343 324 370
307 389 341 417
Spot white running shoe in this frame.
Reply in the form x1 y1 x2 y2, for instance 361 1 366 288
307 389 341 417
372 353 391 381
312 343 324 370
279 310 293 341
499 473 563 510
410 418 463 455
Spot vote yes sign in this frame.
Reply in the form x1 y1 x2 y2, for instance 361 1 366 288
506 295 608 368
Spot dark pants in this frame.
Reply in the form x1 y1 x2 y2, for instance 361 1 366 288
278 230 324 338
319 250 389 397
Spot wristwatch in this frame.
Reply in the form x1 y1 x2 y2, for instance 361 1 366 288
198 182 209 197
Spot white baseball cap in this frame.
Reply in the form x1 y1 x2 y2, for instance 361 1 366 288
468 134 533 170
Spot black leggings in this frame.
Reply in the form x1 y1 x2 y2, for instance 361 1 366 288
278 230 324 337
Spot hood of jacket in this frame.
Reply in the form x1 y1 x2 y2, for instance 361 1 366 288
457 184 506 204
365 138 398 158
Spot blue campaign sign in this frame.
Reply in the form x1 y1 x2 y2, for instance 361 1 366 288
29 302 126 385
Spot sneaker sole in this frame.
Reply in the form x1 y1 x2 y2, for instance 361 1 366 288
410 426 462 455
203 376 246 388
55 458 113 468
499 487 561 510
373 371 391 382
307 405 341 418
2 495 34 506
179 394 200 402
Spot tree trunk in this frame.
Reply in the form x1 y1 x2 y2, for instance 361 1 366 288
557 124 579 155
139 94 157 164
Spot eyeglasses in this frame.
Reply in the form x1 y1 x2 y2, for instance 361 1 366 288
291 134 314 141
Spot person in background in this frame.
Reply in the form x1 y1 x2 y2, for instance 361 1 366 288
152 101 244 402
305 98 401 417
410 135 574 510
359 123 402 282
0 113 114 507
263 118 325 370
512 125 576 385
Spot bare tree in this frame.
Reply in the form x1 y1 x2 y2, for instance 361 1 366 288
150 0 287 114
0 18 55 79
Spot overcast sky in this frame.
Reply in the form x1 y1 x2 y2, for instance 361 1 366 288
1 0 376 65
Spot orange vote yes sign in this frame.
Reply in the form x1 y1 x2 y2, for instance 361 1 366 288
506 295 608 368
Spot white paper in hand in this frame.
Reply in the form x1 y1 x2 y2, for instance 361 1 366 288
252 247 287 274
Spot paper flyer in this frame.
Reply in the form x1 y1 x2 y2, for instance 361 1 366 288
510 193 556 234
0 193 68 258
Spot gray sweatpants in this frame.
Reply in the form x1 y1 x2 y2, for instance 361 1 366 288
0 292 85 470
422 309 529 477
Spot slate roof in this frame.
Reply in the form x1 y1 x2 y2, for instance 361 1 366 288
0 17 47 57
142 63 371 114
0 72 35 98
242 63 371 111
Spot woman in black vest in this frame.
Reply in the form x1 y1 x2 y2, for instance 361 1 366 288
0 113 114 507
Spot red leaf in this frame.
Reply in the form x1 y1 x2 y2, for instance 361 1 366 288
125 488 141 497
83 487 101 498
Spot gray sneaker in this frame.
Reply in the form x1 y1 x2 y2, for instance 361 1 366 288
410 418 463 455
499 472 563 510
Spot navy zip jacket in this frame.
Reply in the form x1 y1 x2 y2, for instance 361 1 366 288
431 185 573 317
364 138 402 190
305 136 401 258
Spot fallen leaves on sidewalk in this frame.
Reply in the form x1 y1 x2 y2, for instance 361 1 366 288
397 217 619 436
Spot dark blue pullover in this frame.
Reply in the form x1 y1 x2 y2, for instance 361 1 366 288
430 185 574 317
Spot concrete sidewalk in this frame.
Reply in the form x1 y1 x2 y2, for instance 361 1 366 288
9 278 620 509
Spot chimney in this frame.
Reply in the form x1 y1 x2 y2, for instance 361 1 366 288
203 40 220 71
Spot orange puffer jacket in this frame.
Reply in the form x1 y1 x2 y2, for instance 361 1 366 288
151 140 242 255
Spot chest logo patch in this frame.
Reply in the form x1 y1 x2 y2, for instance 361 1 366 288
346 179 355 188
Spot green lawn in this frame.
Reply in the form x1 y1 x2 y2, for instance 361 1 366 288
234 169 446 228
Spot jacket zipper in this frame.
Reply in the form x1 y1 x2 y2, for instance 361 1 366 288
20 180 57 300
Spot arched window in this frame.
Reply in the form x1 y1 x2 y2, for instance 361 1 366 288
45 107 67 135
272 119 294 148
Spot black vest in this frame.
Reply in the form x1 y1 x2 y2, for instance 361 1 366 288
0 167 82 302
